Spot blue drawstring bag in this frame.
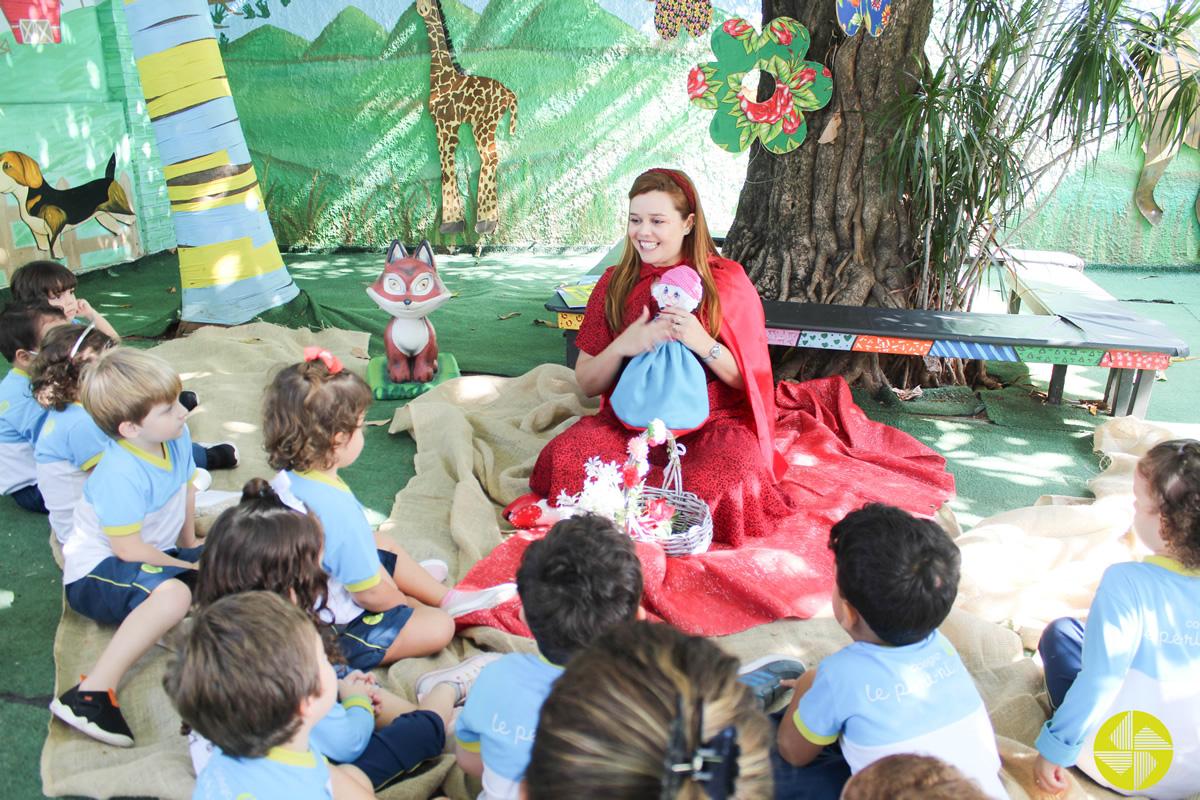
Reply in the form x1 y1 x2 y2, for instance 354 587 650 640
611 340 710 434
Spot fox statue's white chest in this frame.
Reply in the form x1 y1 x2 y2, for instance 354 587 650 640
388 316 432 356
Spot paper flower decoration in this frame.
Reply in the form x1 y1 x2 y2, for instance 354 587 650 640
653 0 712 40
838 0 893 37
687 17 833 154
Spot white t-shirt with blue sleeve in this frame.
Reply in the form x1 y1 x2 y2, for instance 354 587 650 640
1036 557 1200 799
62 426 196 584
193 745 333 800
0 368 49 494
794 631 1008 799
283 470 383 625
456 652 565 800
35 402 111 543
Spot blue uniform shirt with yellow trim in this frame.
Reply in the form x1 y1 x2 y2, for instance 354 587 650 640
0 368 49 494
193 744 333 800
62 425 196 584
35 403 111 543
310 696 375 763
456 652 565 800
794 631 1007 799
1036 557 1200 798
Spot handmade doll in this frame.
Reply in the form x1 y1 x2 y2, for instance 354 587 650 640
610 265 710 434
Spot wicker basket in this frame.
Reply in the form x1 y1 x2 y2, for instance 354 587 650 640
636 439 713 557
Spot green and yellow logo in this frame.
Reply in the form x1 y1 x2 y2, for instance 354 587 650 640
1093 711 1172 792
140 564 164 574
362 613 384 626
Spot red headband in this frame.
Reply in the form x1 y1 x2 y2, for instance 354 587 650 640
303 346 344 374
643 168 696 215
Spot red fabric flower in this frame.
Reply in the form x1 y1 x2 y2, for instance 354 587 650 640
782 106 802 135
739 84 794 124
795 67 817 88
769 19 794 45
622 463 640 489
644 498 676 524
822 66 832 78
687 66 708 100
723 18 752 36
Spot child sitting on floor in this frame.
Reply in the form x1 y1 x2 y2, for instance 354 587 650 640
775 503 1007 799
29 324 115 543
10 260 119 341
525 619 773 800
451 514 645 800
263 348 515 670
191 478 495 793
840 754 993 800
1 300 66 513
50 348 202 746
164 591 375 800
1034 439 1200 798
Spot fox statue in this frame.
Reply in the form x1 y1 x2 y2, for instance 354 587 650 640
367 240 452 384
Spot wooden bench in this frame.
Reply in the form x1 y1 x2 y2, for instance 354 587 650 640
545 246 1189 418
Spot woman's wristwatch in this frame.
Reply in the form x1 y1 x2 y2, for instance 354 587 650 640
701 342 722 362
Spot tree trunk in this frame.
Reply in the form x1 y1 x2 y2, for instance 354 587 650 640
724 0 934 392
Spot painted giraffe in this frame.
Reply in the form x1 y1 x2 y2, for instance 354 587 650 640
415 0 518 235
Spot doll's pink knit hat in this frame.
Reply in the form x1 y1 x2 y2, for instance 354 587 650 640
659 265 702 301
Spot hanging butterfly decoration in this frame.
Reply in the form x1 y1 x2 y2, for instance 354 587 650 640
838 0 893 37
651 0 712 40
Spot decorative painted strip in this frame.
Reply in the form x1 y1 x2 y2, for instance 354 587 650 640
557 312 585 331
1014 346 1104 366
167 167 258 202
126 13 214 60
138 39 226 99
147 77 233 118
180 267 299 325
797 331 856 350
766 328 799 346
852 336 932 356
173 205 276 250
928 340 1018 361
163 150 232 181
171 185 261 214
178 238 286 289
1099 350 1171 370
158 123 252 169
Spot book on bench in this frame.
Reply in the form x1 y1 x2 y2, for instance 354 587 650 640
556 274 601 308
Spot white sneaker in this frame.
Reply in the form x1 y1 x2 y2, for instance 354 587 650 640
414 653 503 705
440 583 518 619
193 468 213 492
420 558 449 584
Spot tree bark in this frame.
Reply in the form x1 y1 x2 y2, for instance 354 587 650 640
724 0 934 392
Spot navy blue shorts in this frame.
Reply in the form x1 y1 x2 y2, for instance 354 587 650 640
65 546 203 626
333 550 413 670
351 709 445 791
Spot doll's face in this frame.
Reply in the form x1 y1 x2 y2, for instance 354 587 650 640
651 280 700 311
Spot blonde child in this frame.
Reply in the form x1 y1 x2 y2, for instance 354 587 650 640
262 348 515 670
49 348 201 746
1034 439 1200 798
191 478 495 793
0 300 66 512
10 260 119 341
29 323 115 542
164 591 375 800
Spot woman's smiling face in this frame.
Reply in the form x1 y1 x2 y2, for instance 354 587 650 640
627 190 694 268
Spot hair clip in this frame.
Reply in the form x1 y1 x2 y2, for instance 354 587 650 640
303 346 344 374
661 695 740 800
68 322 97 359
269 471 309 515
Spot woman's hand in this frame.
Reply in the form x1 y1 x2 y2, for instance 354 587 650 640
613 306 674 358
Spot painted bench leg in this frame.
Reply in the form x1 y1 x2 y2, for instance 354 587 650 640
1128 369 1155 419
1047 364 1067 405
1105 368 1137 416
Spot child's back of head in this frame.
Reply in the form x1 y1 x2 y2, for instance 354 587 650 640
830 503 960 646
262 358 371 472
28 324 115 411
1138 439 1200 569
0 300 66 364
164 591 325 758
516 514 643 664
526 619 772 800
841 753 991 800
79 347 181 438
10 260 77 304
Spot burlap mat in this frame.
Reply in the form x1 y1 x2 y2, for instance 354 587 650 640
45 345 1195 799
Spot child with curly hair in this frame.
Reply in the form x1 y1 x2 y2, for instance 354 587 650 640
1035 439 1200 798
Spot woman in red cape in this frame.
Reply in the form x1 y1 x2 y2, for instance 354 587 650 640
529 168 794 547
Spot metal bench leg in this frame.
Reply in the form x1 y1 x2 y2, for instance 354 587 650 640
1047 364 1067 405
1109 368 1136 416
1128 369 1154 419
1007 289 1022 315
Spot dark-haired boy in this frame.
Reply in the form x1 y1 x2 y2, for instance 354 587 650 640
775 504 1007 799
163 591 374 800
0 300 66 512
438 514 644 800
10 260 119 340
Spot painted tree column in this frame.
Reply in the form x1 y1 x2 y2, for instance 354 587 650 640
123 0 296 324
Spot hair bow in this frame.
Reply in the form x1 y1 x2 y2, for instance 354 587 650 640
303 346 343 374
269 471 310 515
661 695 740 800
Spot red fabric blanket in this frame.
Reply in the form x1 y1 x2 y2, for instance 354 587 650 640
455 376 956 637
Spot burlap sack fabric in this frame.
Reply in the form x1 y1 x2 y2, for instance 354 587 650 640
42 325 1194 799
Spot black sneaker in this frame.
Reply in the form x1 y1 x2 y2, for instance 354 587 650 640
50 683 134 747
201 442 239 471
738 655 806 710
179 391 199 412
